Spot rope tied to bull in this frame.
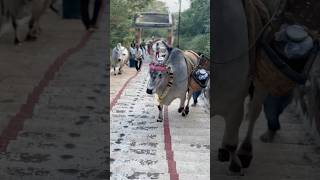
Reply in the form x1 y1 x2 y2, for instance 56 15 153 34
156 69 174 103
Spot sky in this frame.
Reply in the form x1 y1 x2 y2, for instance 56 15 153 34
158 0 191 13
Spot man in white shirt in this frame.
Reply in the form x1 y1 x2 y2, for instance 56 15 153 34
134 45 143 71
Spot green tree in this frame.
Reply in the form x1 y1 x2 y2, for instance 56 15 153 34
174 0 210 55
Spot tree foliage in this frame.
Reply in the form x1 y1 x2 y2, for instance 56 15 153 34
174 0 210 55
110 0 210 55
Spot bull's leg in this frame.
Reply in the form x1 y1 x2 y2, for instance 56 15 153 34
178 94 186 113
11 17 21 45
219 101 245 174
113 66 116 76
237 83 267 168
157 105 163 122
26 18 37 41
118 64 123 75
182 89 193 116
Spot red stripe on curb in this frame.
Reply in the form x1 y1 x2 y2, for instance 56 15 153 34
163 106 179 180
110 71 139 109
0 31 92 152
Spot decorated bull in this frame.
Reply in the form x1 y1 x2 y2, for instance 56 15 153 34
111 43 129 75
146 41 209 121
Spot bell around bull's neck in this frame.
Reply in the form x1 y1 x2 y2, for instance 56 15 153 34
156 68 173 103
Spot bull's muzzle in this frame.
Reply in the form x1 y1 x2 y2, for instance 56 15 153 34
146 88 153 94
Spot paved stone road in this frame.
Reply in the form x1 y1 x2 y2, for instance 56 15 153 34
0 7 108 180
212 102 320 179
0 11 84 134
110 62 210 179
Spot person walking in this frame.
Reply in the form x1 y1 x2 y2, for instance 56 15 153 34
191 90 202 107
80 0 103 32
134 45 143 71
129 44 135 67
155 43 160 58
131 40 136 48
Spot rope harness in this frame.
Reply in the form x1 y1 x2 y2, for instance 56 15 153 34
156 70 174 103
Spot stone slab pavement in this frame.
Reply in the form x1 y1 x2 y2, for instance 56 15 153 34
212 101 320 179
110 60 210 180
0 6 108 180
0 10 85 134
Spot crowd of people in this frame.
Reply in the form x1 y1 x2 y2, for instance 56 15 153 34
128 39 156 72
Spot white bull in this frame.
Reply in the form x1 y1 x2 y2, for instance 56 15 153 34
0 0 57 44
111 43 129 75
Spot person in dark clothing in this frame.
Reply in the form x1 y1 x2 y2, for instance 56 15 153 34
140 39 146 51
131 40 136 49
260 92 292 142
80 0 103 31
191 90 202 106
155 43 160 58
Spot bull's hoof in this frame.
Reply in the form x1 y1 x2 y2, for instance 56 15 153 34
178 107 184 113
229 160 241 173
218 148 230 162
238 154 252 168
182 111 188 117
14 39 21 46
157 119 163 122
25 35 37 41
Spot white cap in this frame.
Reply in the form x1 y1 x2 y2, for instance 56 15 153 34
196 69 208 80
286 25 308 42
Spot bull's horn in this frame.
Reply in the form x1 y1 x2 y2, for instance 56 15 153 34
162 41 172 52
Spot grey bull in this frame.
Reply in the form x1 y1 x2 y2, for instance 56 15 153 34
111 43 129 75
146 42 202 121
213 0 285 174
